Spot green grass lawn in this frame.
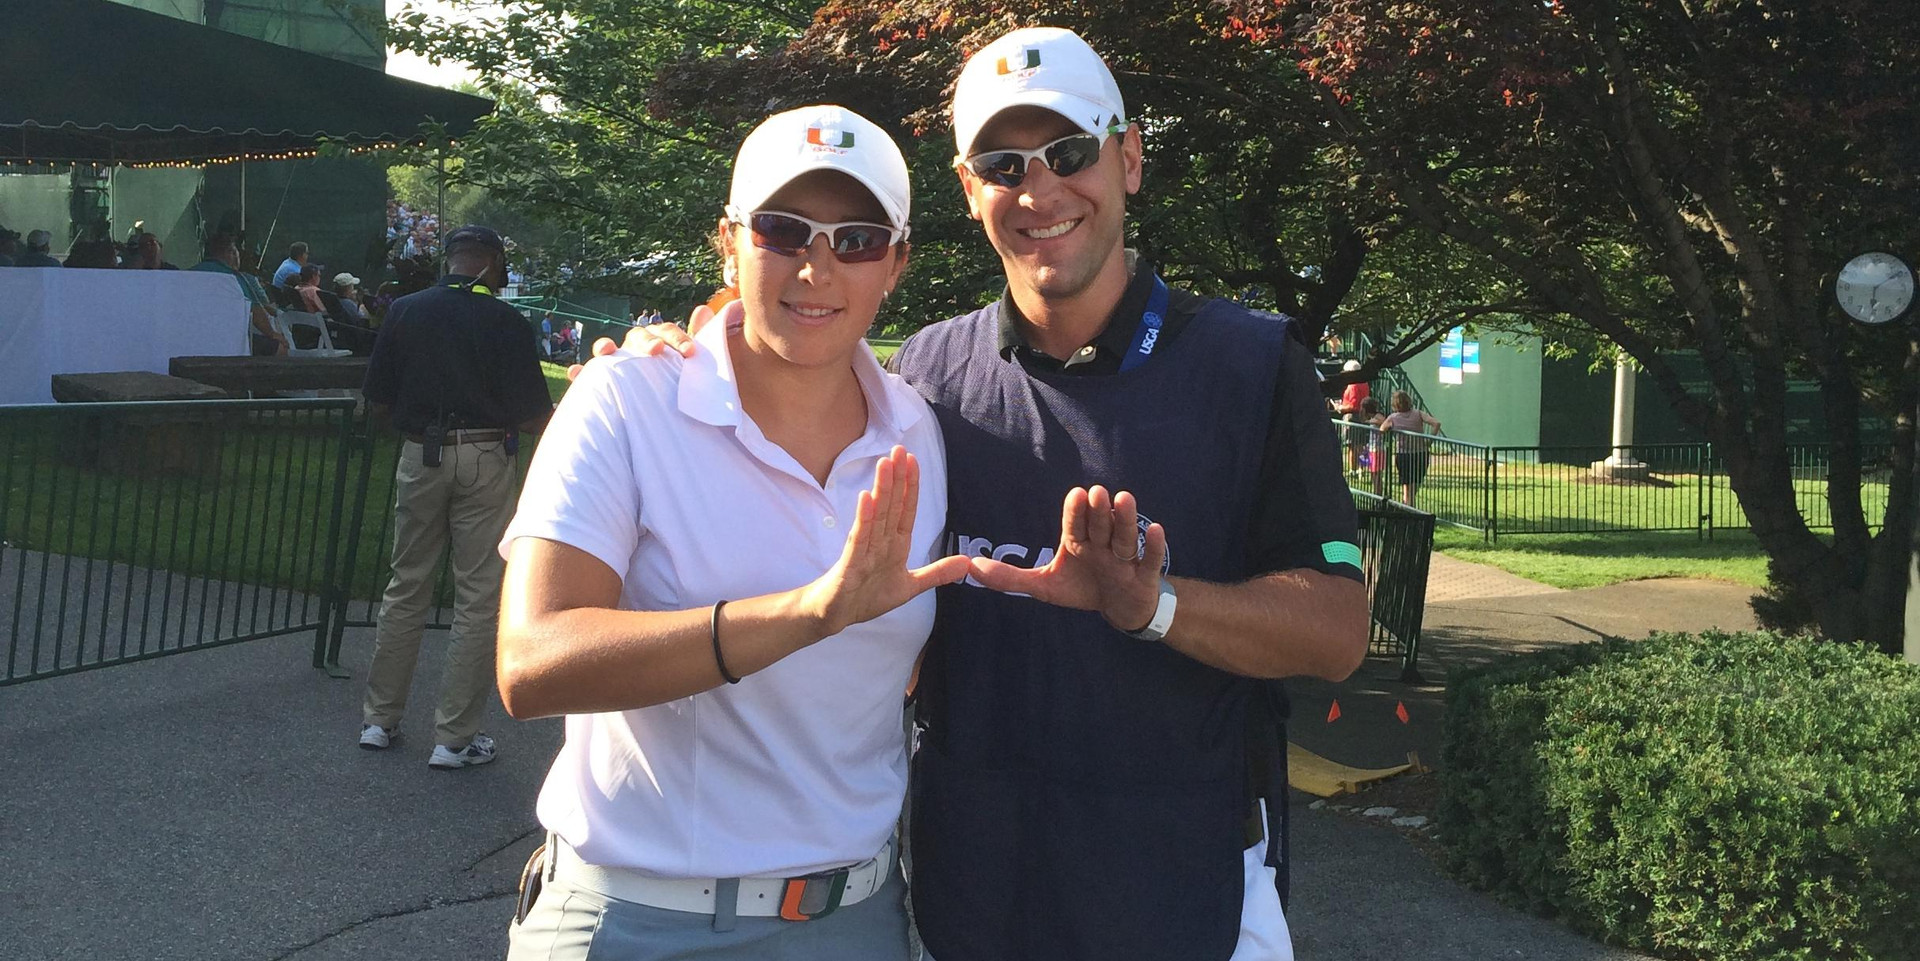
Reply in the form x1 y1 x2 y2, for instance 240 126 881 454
1348 445 1885 592
1394 453 1889 537
1434 527 1773 590
542 362 572 403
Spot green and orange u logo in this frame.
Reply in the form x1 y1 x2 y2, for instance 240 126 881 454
996 48 1041 74
806 127 854 148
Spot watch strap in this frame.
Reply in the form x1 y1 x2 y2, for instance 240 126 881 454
1126 577 1178 641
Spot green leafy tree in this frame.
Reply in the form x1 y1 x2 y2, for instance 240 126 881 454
382 1 815 308
1213 0 1918 647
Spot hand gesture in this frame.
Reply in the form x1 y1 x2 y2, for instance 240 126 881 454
800 446 971 636
966 485 1166 633
565 301 733 380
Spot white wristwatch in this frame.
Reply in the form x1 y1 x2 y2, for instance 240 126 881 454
1125 577 1179 642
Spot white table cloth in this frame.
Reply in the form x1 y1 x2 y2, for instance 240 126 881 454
0 268 249 405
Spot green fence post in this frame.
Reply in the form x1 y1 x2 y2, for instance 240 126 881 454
1489 447 1500 543
325 409 381 672
312 401 357 677
1703 442 1714 540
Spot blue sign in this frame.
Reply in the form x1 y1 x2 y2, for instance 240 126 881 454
1463 340 1481 374
1438 327 1464 384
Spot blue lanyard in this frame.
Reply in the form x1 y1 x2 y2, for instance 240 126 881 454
1118 273 1171 373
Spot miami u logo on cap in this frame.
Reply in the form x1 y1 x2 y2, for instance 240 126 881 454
996 47 1041 74
806 126 854 148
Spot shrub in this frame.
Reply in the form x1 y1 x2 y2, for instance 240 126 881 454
1440 631 1920 960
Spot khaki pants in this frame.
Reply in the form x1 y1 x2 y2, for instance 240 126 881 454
362 438 517 749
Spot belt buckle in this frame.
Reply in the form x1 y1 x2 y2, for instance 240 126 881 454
778 869 848 922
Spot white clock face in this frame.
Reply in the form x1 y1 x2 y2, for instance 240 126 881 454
1836 252 1915 325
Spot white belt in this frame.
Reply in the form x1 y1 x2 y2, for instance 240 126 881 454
547 836 894 921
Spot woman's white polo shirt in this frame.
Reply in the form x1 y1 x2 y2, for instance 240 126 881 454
500 318 947 880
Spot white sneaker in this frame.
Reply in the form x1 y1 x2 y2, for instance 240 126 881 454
428 732 496 769
359 723 397 750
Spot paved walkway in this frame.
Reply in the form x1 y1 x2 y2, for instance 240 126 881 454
0 559 1759 961
1425 551 1563 603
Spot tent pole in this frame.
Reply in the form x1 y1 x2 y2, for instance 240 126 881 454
436 150 447 276
241 159 247 234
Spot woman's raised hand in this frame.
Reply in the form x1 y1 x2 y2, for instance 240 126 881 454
801 446 969 636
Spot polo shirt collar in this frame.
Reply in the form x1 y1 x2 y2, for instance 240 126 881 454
995 249 1156 365
678 311 923 436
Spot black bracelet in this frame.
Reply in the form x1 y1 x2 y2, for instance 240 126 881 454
710 600 741 685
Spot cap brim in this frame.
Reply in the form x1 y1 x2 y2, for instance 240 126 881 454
958 89 1117 158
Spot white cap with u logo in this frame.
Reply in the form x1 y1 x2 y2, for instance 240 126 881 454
727 104 912 234
951 27 1128 159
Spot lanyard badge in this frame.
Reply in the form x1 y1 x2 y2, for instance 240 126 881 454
1119 274 1171 374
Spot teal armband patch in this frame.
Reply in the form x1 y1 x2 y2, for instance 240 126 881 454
1321 541 1362 569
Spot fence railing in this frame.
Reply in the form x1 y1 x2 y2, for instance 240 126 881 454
1 398 358 686
1352 494 1435 682
1333 420 1895 541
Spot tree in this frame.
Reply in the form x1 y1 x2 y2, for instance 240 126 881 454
1213 0 1918 648
381 1 816 307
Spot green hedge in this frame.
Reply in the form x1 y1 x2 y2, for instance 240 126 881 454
1440 631 1920 960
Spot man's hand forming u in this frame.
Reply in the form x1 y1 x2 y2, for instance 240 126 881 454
965 485 1167 634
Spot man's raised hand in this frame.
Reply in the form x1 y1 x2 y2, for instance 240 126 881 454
565 301 734 381
966 485 1167 634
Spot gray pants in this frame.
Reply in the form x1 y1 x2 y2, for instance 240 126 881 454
361 439 515 749
507 868 912 960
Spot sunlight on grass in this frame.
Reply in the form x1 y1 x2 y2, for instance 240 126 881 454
542 363 572 403
1435 528 1771 590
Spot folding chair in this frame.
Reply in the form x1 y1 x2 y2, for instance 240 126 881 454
275 311 352 359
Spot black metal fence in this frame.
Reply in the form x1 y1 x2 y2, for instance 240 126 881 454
315 416 530 669
1333 420 1894 541
1 398 358 686
1352 494 1435 682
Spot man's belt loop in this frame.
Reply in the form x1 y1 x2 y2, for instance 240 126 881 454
711 877 740 933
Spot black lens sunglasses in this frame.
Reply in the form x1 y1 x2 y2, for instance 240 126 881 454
959 123 1130 188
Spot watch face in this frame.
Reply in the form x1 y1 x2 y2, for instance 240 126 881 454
1836 252 1915 325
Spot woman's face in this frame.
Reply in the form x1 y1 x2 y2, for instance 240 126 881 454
724 170 907 371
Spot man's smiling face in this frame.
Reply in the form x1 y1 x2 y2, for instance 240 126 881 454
958 106 1141 307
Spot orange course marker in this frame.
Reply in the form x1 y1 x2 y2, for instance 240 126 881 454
1395 701 1410 725
1326 700 1342 723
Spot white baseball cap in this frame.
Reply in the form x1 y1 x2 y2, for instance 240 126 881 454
332 272 361 287
951 27 1127 159
727 104 911 235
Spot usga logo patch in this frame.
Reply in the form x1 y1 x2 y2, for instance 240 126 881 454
996 47 1041 74
806 126 854 149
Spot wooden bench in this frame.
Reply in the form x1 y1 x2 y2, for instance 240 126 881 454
50 372 230 475
169 355 370 396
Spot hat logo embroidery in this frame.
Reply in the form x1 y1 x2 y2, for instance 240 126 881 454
996 47 1041 75
806 126 855 149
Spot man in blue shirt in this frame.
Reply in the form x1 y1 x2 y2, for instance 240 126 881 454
191 234 286 355
271 241 309 288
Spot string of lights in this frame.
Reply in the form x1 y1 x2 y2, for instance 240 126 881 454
0 140 437 171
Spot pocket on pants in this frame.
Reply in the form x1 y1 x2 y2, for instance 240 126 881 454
506 886 604 961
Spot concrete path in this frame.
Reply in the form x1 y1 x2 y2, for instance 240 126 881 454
1 566 1760 960
1424 551 1562 603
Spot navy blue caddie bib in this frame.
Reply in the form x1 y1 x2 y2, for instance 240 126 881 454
895 293 1291 961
